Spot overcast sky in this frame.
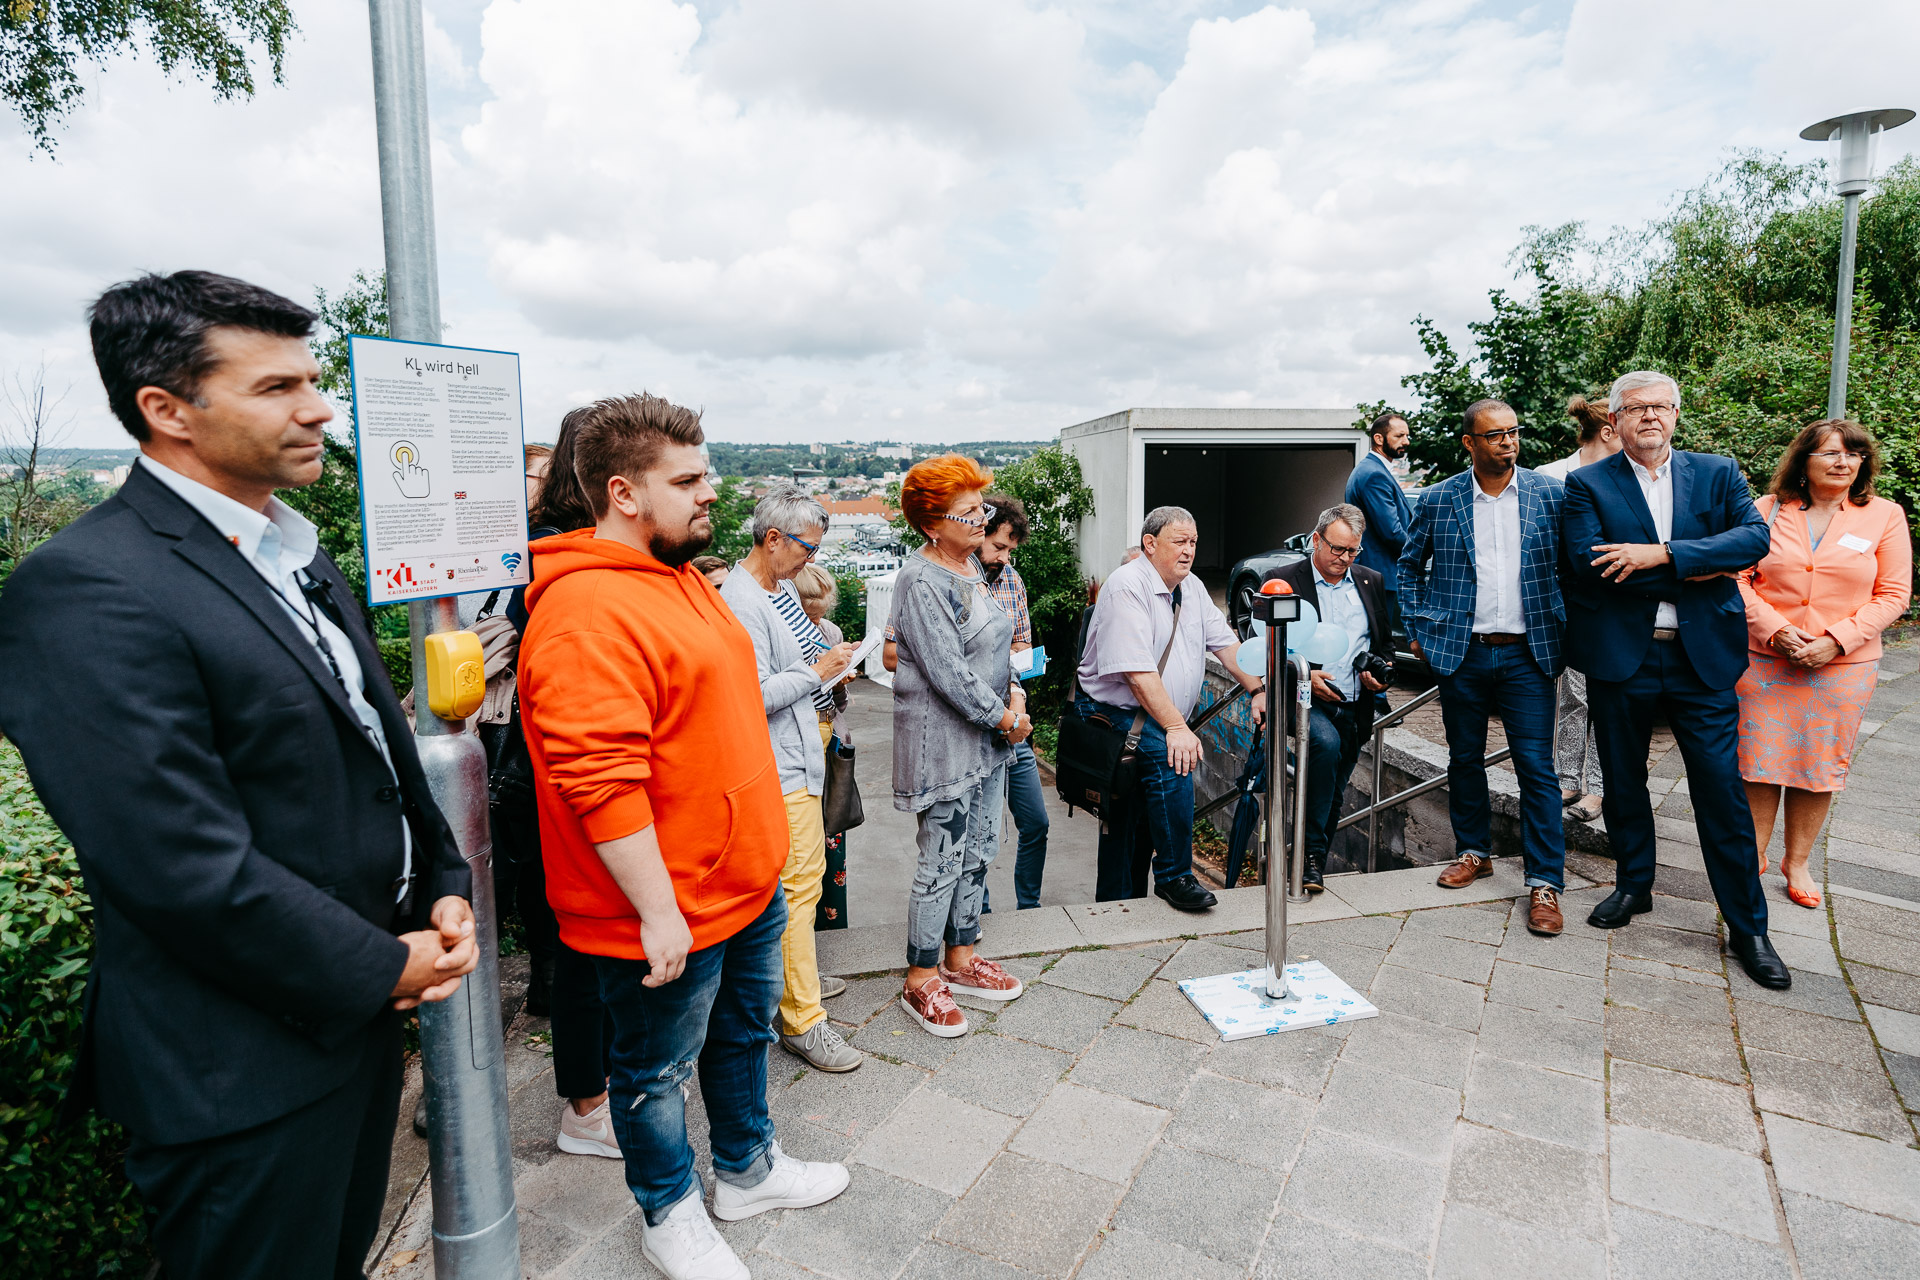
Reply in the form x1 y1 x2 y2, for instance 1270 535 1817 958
4 0 1915 449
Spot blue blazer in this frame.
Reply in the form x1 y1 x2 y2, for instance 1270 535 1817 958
1397 468 1567 678
1562 449 1768 690
1345 451 1414 591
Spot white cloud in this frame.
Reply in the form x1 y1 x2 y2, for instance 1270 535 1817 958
2 0 1916 448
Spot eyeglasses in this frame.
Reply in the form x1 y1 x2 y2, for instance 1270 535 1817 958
940 503 997 529
1469 427 1521 442
1320 539 1362 559
777 530 820 558
1809 450 1865 465
1616 402 1677 420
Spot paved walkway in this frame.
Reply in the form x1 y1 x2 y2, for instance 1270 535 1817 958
374 644 1920 1280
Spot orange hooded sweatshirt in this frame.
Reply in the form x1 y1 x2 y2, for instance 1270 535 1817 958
517 530 786 960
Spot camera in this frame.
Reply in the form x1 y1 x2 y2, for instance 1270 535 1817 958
1355 651 1394 687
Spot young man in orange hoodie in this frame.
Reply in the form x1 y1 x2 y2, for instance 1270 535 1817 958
517 394 850 1280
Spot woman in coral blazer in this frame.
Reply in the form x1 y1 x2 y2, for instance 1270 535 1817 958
1737 419 1912 908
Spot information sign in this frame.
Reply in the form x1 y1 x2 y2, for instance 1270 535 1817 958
347 335 531 605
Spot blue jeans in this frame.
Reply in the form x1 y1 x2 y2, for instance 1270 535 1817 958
1080 694 1194 900
1588 639 1766 937
1302 701 1362 867
1006 741 1051 909
1435 642 1566 891
593 891 785 1225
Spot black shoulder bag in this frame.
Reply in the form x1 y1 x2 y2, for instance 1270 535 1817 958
1053 594 1181 830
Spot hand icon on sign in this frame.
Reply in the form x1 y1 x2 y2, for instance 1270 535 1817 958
390 440 431 499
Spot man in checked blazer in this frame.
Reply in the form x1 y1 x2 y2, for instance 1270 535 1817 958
1398 399 1569 936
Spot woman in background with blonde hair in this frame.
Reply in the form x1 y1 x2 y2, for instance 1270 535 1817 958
1537 395 1622 823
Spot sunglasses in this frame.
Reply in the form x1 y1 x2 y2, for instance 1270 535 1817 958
940 503 997 529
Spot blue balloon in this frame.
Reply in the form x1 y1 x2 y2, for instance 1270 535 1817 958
1281 600 1319 653
1304 627 1351 667
1235 636 1266 675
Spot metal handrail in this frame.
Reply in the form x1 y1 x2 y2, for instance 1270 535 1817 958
1334 684 1513 872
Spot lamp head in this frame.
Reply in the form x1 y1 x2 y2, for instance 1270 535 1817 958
1802 109 1914 196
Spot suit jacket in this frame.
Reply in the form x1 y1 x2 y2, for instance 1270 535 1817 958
1397 468 1567 678
1345 451 1414 591
1265 558 1394 740
1562 449 1769 689
0 465 469 1145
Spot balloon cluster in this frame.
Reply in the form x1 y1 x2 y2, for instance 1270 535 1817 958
1237 598 1362 674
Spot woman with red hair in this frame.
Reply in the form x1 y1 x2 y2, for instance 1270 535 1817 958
890 454 1031 1037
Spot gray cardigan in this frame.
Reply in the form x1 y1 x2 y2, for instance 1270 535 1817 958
891 551 1013 812
720 568 827 797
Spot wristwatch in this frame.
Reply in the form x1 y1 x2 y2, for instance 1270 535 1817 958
1663 541 1675 563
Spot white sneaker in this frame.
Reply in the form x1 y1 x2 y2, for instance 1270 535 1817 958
710 1140 851 1221
640 1187 748 1280
555 1098 621 1158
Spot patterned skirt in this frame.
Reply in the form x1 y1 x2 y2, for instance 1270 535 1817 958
1735 653 1879 792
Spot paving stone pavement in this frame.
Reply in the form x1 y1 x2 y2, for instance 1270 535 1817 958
372 640 1920 1279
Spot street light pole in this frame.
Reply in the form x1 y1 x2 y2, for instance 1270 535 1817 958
367 1 520 1274
1800 108 1914 420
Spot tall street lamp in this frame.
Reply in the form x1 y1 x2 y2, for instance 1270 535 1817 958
1800 108 1913 419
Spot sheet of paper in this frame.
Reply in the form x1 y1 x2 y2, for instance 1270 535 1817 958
1838 532 1873 553
849 630 885 668
1010 648 1035 674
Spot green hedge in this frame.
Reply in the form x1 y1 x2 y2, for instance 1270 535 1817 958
0 742 150 1274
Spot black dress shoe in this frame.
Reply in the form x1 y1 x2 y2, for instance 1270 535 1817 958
1155 874 1218 912
1729 932 1792 990
1586 888 1652 929
1302 858 1326 894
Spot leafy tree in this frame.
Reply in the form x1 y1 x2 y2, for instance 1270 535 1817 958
1386 151 1920 580
3 0 296 152
992 446 1096 745
706 477 757 564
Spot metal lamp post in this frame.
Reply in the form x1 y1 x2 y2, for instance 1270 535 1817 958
367 0 520 1274
1799 108 1914 419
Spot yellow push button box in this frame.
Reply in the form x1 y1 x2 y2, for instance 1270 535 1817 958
424 630 487 720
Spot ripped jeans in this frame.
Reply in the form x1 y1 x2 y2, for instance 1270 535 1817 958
905 762 1008 968
592 890 786 1224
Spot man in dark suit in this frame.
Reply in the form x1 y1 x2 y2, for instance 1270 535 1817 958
1266 504 1394 890
1345 411 1414 633
1398 399 1569 936
1562 370 1787 988
0 271 478 1277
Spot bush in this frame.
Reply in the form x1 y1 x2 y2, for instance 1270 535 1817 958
0 742 150 1274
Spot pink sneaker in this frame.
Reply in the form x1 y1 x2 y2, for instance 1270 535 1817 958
900 975 969 1038
939 955 1024 1002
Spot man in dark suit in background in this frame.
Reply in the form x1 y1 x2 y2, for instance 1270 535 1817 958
1266 504 1394 891
1345 411 1415 633
0 271 478 1277
1398 399 1569 937
1562 370 1787 989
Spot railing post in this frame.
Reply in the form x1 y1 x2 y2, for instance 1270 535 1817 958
1368 720 1383 874
1288 654 1311 905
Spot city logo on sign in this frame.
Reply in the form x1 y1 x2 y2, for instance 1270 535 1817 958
381 564 416 589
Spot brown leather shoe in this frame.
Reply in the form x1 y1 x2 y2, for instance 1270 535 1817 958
1527 887 1564 936
1436 852 1491 888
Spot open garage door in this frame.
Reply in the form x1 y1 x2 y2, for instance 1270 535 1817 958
1141 443 1356 577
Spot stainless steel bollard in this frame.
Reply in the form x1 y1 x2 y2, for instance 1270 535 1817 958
1261 615 1290 999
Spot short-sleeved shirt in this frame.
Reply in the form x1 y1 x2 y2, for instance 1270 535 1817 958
1077 555 1236 717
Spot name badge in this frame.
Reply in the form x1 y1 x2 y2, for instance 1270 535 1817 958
1837 532 1873 554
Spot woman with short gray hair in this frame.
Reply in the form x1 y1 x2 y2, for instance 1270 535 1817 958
720 486 863 1073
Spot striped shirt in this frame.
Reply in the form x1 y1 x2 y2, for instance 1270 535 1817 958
770 586 835 713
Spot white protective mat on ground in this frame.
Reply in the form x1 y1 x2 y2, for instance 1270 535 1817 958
1178 960 1378 1041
